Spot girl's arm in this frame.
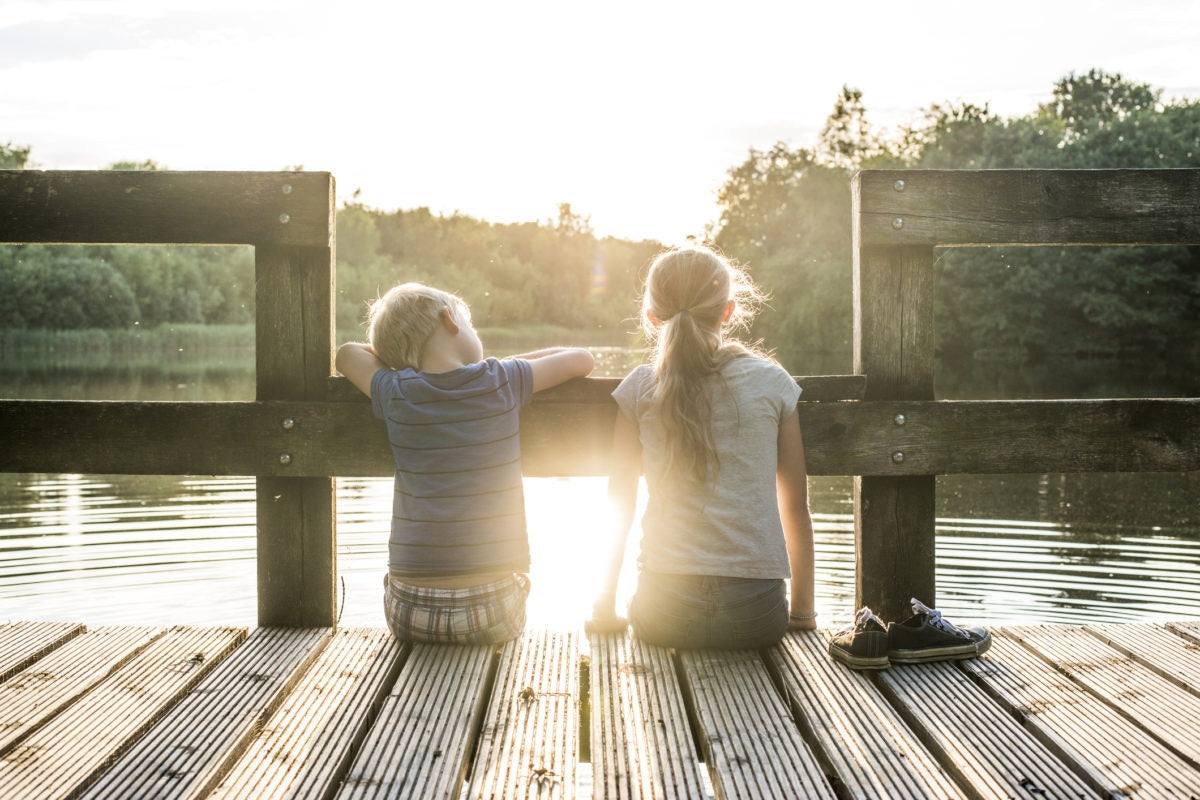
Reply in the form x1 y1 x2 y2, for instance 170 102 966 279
335 342 387 398
523 347 595 393
589 409 641 631
777 408 817 630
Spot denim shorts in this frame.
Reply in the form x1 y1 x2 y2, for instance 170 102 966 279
384 573 530 645
629 571 788 650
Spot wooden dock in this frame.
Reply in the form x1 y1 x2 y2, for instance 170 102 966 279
2 619 1199 798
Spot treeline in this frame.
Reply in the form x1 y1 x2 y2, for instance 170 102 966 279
0 145 660 339
714 69 1200 369
3 69 1199 372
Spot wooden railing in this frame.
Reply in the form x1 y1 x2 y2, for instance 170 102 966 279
2 169 1198 625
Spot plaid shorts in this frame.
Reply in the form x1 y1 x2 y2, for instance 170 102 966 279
384 573 531 645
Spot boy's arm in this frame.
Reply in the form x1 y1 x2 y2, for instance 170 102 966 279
335 342 386 398
777 408 817 631
522 347 595 393
588 409 640 632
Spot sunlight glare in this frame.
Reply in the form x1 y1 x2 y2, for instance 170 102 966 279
523 477 643 629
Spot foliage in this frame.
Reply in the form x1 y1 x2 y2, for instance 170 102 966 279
709 69 1200 373
338 201 660 341
1 142 30 169
0 247 140 328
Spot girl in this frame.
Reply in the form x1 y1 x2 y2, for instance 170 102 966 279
591 246 816 649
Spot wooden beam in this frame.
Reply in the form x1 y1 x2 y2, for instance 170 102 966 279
4 398 1196 477
323 373 868 403
853 238 937 623
255 242 336 628
0 171 333 247
855 169 1200 247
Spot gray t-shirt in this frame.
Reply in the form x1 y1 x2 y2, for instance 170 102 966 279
612 356 802 579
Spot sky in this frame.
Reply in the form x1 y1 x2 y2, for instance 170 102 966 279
3 0 1199 243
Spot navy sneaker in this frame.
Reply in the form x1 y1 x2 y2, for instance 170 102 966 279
887 598 991 664
828 607 890 670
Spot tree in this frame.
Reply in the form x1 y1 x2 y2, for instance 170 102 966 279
107 159 163 171
0 247 140 329
1 142 30 169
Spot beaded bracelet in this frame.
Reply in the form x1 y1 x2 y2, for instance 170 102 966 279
788 610 818 622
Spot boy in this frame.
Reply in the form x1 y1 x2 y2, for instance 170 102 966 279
336 283 594 644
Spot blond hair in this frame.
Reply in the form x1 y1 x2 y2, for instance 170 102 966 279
367 283 468 370
641 246 766 486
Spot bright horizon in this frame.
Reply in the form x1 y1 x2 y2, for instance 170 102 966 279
3 0 1199 243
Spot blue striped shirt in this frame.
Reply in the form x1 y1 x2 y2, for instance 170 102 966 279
371 358 534 577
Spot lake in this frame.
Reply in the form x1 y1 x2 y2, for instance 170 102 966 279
2 345 1199 630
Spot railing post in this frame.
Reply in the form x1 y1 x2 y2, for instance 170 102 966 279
255 234 337 627
852 179 936 620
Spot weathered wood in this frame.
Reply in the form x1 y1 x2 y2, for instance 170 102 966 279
82 626 327 800
208 628 405 800
0 626 162 755
677 649 834 799
963 631 1200 797
0 621 84 682
0 170 333 247
256 241 336 627
0 625 244 800
588 632 705 800
467 631 578 800
324 373 869 404
7 397 1196 478
1008 624 1200 764
853 240 936 622
875 657 1097 798
805 398 1200 474
855 169 1200 246
767 631 966 798
1084 621 1200 692
338 642 494 800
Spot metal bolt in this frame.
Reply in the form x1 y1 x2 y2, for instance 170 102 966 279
891 217 904 230
282 418 295 430
279 213 290 224
891 451 905 464
281 184 293 195
894 413 906 426
279 453 292 466
893 179 906 192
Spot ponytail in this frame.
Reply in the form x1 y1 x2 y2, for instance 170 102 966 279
642 247 764 486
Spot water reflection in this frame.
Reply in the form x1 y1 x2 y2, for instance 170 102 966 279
2 470 1198 630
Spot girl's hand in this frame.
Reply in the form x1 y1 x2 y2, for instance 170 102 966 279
787 611 818 632
585 597 628 635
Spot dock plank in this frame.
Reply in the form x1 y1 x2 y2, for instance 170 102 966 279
1166 620 1200 644
877 652 1097 798
0 626 162 755
1010 624 1200 765
0 625 245 800
963 632 1200 798
81 626 329 800
678 648 835 799
468 631 578 800
207 628 405 800
1084 622 1200 693
588 632 706 800
767 631 966 799
0 621 85 682
337 642 494 800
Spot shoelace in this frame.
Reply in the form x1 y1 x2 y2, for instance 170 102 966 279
835 606 885 637
911 597 971 639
